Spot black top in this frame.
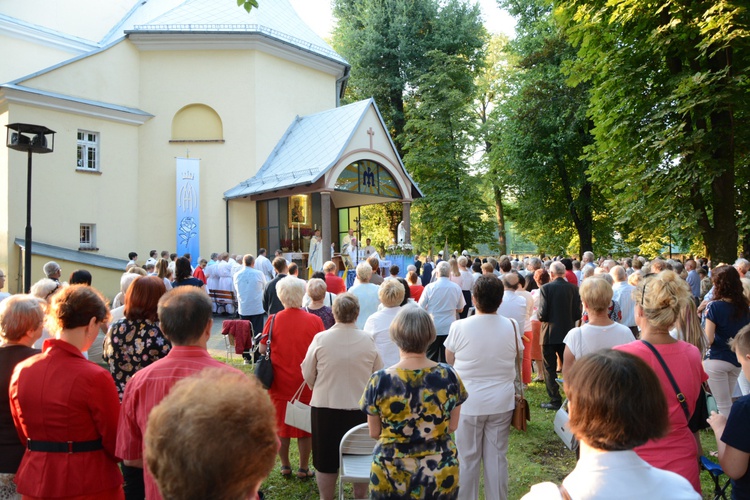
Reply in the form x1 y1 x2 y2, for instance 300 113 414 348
171 277 204 289
0 344 41 472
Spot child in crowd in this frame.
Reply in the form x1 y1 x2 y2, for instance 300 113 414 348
708 324 750 498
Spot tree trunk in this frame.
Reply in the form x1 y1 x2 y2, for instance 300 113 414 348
493 184 507 255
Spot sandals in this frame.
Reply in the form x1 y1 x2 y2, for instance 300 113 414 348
280 465 292 477
296 467 315 479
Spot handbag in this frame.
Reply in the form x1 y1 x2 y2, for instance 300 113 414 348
254 315 276 390
640 340 710 432
510 319 530 431
285 381 312 433
553 400 579 451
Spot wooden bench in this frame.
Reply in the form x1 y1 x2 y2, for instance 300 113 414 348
209 290 238 317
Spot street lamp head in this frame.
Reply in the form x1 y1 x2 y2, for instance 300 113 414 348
6 123 55 154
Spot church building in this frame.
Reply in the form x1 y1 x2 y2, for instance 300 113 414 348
0 0 420 296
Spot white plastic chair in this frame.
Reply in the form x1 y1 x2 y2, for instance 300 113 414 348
338 423 376 500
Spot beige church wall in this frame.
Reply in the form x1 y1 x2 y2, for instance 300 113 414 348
22 41 141 108
135 49 260 259
228 199 258 256
0 34 74 84
2 103 141 293
253 51 338 166
0 109 9 286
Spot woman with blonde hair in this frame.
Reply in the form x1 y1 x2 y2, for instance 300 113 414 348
563 277 634 375
614 271 707 493
155 258 173 291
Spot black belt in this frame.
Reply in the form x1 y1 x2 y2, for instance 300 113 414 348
27 438 103 453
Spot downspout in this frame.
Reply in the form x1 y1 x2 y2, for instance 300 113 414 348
225 198 230 252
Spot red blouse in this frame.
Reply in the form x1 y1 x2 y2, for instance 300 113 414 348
10 339 123 498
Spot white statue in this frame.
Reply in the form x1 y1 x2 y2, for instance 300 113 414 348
397 221 406 243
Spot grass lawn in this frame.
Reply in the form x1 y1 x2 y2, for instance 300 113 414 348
213 356 722 499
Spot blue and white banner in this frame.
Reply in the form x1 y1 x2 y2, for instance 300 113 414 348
176 158 200 267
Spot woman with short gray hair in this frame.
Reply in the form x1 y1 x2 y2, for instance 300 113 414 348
0 295 44 498
302 293 382 499
360 307 467 499
304 278 334 329
258 276 325 479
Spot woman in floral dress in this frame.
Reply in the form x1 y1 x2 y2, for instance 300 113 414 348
360 307 467 499
103 276 171 399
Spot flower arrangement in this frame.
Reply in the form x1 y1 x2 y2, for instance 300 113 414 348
300 228 313 238
280 238 292 249
386 243 414 255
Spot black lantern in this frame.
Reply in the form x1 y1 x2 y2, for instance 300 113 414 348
6 123 56 293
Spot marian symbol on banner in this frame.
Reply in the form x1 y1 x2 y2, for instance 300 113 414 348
362 166 375 188
179 181 197 213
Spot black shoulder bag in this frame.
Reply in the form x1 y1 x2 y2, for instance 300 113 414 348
255 315 276 389
640 340 709 432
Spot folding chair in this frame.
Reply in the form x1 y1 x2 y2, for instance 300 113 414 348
338 423 375 500
701 455 731 500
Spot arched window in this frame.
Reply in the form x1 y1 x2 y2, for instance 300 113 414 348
334 160 400 198
171 104 224 142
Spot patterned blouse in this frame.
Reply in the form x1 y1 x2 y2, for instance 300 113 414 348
103 318 171 399
305 306 335 330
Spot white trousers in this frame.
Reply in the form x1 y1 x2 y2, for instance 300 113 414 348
455 410 514 500
704 358 741 416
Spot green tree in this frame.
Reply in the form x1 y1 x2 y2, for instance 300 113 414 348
490 0 606 257
237 0 258 12
403 49 496 251
475 35 513 254
333 0 486 154
556 0 750 262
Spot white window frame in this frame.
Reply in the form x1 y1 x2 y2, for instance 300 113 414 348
79 223 97 250
77 130 100 171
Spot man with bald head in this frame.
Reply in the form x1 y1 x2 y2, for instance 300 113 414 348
537 261 581 410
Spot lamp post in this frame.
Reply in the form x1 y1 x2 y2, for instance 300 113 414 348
5 123 55 293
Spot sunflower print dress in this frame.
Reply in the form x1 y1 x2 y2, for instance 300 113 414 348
360 363 468 499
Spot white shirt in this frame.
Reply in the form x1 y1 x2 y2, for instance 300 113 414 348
612 281 637 327
255 254 274 282
497 290 528 333
349 282 381 330
458 270 474 291
563 322 635 359
445 314 521 415
418 277 465 336
233 266 265 316
522 449 700 500
363 306 402 368
516 289 534 332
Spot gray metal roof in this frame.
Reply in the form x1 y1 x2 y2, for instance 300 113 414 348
129 0 346 65
224 98 423 200
0 83 153 121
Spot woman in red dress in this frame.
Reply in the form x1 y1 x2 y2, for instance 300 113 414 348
259 276 325 479
10 285 123 499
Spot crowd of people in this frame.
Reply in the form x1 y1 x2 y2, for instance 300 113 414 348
0 247 749 500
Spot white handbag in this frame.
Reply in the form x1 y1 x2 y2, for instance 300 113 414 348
553 399 578 451
285 382 312 433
